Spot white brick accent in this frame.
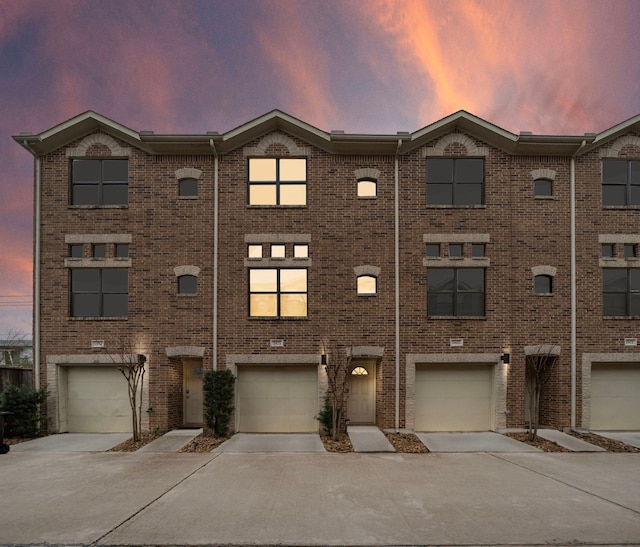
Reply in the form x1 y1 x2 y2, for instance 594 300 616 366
174 265 201 277
424 133 488 157
174 168 203 180
599 135 640 158
244 133 310 156
354 168 380 180
530 168 557 180
66 133 131 157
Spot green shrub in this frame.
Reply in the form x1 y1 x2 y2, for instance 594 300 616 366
316 394 339 436
203 369 235 437
0 385 49 437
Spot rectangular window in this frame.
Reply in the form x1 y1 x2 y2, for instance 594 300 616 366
472 243 486 258
248 244 262 258
601 244 615 258
293 244 309 258
603 268 640 316
71 269 128 317
602 160 640 206
115 244 129 258
71 159 128 206
69 244 83 258
427 268 485 317
624 244 637 259
271 244 286 258
426 244 440 258
248 158 306 206
448 243 463 258
249 268 307 317
426 158 484 206
93 244 106 258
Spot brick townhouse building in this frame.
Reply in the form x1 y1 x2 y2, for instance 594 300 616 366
13 109 640 435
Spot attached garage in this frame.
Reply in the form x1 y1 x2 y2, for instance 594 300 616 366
415 364 494 431
236 365 318 433
65 366 132 433
591 363 640 430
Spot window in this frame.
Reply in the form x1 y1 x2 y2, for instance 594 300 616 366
249 268 307 317
357 275 377 295
534 274 553 294
602 160 640 206
472 243 486 258
449 244 463 258
601 244 615 258
357 178 377 198
426 244 440 258
248 244 262 258
115 244 129 258
534 178 553 197
427 268 485 316
71 159 128 205
624 244 637 259
71 269 128 317
178 275 198 295
271 244 286 258
294 244 308 258
179 177 198 197
426 158 484 206
93 244 106 258
69 244 83 258
248 158 306 206
603 268 640 316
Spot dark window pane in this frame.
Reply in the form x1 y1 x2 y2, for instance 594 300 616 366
457 269 484 292
631 294 640 316
73 184 100 205
72 269 100 292
624 244 636 258
534 178 552 196
428 293 453 316
472 244 485 257
601 244 615 258
93 244 106 258
449 244 463 257
427 183 452 205
427 159 453 182
631 186 640 206
72 160 100 182
72 294 100 317
602 161 627 184
428 269 455 292
102 160 128 182
630 269 640 290
456 183 483 205
102 269 128 293
426 244 440 257
456 159 483 182
603 294 627 316
102 184 128 205
69 244 83 258
603 269 627 292
178 275 198 294
457 293 484 316
103 294 128 317
603 185 627 206
115 244 129 258
631 161 640 184
534 275 552 294
179 178 198 197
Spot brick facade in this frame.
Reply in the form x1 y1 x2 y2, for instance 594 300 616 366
14 110 640 434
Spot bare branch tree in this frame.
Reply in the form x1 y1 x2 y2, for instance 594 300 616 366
108 337 146 442
0 328 32 368
321 339 352 440
525 344 560 441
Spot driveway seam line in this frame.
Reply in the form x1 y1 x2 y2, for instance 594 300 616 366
488 452 640 517
90 452 222 546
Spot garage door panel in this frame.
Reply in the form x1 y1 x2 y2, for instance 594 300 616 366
415 364 493 432
237 365 318 433
591 364 640 430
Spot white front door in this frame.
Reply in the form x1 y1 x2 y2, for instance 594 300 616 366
183 359 203 425
348 361 375 423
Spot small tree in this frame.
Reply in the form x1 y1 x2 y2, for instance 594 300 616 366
0 385 48 437
525 345 559 441
320 340 352 440
203 369 235 437
109 338 146 442
0 328 31 368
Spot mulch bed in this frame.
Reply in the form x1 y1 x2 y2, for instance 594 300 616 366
385 432 429 453
320 434 354 452
108 432 163 452
567 430 640 453
504 432 571 452
179 434 228 453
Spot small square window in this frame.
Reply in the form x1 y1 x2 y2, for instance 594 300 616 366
294 244 308 258
179 178 198 197
534 274 553 294
248 245 262 258
178 275 198 295
271 244 286 258
357 275 377 295
624 244 637 259
93 244 106 258
449 244 463 258
69 244 83 258
472 244 486 258
601 244 615 258
426 244 440 258
534 178 553 197
115 244 129 258
357 178 377 198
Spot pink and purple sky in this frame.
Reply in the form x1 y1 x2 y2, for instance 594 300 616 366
1 0 640 337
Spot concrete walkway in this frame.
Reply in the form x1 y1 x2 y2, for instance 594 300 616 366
596 431 640 449
347 425 395 452
416 431 541 452
537 428 606 451
8 432 130 452
137 428 202 452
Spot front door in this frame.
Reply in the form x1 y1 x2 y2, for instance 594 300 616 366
183 359 203 425
348 361 375 423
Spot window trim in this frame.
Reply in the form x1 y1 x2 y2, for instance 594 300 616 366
426 157 485 207
427 267 485 318
603 267 640 317
248 157 307 207
70 158 129 206
70 268 128 318
249 268 308 318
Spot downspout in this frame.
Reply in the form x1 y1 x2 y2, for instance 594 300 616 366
570 140 586 429
210 139 219 371
394 139 402 431
22 142 41 389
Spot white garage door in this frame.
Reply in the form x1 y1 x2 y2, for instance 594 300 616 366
415 364 494 431
591 364 640 430
67 366 132 433
237 365 318 433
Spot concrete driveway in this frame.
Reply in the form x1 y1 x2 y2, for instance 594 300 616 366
416 431 540 452
1 451 639 546
214 433 326 452
8 433 130 452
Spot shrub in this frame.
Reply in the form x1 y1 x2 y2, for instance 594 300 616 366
203 369 235 437
0 385 49 437
316 394 340 436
